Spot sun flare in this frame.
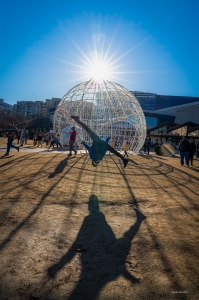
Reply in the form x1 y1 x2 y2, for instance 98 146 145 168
86 51 112 82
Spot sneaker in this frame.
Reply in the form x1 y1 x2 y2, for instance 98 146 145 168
68 153 72 156
70 115 79 121
4 155 10 157
74 150 77 156
17 147 20 152
123 158 129 168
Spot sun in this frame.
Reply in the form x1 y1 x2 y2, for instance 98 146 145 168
87 51 112 82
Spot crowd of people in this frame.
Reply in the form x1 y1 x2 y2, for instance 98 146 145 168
178 136 198 166
1 120 199 168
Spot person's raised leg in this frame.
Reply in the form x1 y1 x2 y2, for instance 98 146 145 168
105 143 129 168
71 116 101 143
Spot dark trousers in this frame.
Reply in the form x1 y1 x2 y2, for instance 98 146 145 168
69 140 76 154
189 152 194 165
6 138 18 155
76 119 126 162
180 151 189 166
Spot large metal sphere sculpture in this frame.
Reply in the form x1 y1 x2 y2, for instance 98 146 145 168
53 79 146 155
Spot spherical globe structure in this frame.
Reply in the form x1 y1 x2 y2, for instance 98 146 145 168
60 125 83 148
53 79 146 155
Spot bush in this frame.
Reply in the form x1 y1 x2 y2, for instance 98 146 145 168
154 145 163 155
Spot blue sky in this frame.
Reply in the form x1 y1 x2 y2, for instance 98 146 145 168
0 0 199 105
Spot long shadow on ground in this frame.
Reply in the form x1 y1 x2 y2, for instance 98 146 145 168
48 194 146 300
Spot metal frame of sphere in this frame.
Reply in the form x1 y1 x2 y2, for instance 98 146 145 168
53 79 146 155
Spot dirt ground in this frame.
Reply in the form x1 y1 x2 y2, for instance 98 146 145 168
0 138 199 300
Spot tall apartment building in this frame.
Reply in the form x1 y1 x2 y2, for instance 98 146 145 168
13 98 61 118
13 101 46 118
0 99 13 111
45 98 61 110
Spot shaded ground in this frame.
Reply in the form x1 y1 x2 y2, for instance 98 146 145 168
0 138 199 300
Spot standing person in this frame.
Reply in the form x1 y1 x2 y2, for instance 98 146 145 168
17 130 21 144
68 126 77 156
20 125 26 146
55 134 62 148
143 138 148 153
33 133 37 146
3 121 19 157
123 141 129 157
111 139 115 148
71 116 128 168
24 129 29 145
45 133 49 146
146 138 151 155
178 136 190 166
154 139 159 146
48 135 54 151
189 138 196 166
37 133 43 147
41 132 45 144
196 140 199 158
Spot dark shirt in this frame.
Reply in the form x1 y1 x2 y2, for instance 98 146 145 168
70 130 76 141
5 126 19 138
189 143 196 153
37 136 42 141
179 140 190 152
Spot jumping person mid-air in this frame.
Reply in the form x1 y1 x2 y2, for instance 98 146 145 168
70 116 129 168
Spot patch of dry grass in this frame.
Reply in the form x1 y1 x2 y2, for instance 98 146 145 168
0 138 199 299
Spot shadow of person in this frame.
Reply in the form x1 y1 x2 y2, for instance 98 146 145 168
48 157 74 178
48 194 146 299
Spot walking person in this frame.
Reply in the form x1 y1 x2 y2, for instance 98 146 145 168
189 138 196 166
71 116 128 168
55 134 62 148
17 131 21 144
37 133 43 147
24 129 29 145
178 136 190 166
33 133 37 146
3 121 19 157
68 126 77 156
146 138 151 155
45 133 49 146
20 125 26 146
48 135 54 151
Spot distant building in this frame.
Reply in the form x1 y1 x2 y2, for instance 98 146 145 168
131 91 199 110
13 101 46 118
0 99 13 111
130 91 156 111
156 101 199 124
13 97 61 118
131 91 199 128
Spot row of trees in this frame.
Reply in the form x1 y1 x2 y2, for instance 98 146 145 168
0 110 51 132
